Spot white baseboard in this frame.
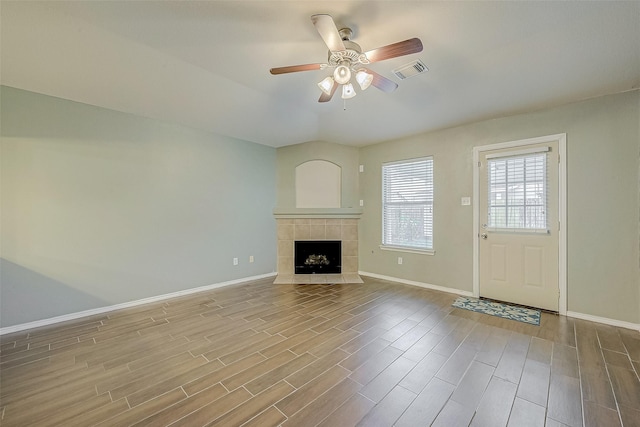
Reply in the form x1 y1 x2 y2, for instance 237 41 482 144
358 271 474 297
5 272 636 335
0 273 277 336
360 272 640 331
566 311 640 332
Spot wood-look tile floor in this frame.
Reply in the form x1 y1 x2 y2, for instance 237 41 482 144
1 277 640 426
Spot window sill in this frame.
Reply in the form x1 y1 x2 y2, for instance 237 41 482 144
379 245 435 256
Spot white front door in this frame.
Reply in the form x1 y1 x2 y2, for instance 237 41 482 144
477 140 560 312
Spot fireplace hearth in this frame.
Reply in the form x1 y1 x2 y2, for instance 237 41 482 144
295 240 341 274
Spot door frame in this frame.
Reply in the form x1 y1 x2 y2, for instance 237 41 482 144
472 133 567 315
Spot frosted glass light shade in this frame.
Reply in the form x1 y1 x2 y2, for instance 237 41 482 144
317 76 335 95
355 70 373 90
341 83 356 99
333 64 351 85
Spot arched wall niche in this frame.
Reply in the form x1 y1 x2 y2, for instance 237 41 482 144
295 160 342 208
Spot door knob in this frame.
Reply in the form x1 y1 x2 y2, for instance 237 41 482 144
481 233 488 239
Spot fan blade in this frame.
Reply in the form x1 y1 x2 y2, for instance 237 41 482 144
270 63 324 75
364 38 423 63
311 14 346 52
318 81 338 102
362 68 398 93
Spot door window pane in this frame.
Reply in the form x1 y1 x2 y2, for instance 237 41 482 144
487 153 546 229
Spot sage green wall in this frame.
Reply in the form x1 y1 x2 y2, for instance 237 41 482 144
0 86 277 327
358 90 640 324
276 140 360 209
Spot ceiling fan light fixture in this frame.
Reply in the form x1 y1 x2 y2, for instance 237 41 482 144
355 70 373 90
317 76 335 95
341 83 356 99
333 63 352 85
271 14 422 104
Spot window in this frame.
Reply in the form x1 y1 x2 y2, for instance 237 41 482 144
382 157 433 251
487 151 547 230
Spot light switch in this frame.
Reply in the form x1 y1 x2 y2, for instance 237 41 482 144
359 200 364 207
461 197 471 206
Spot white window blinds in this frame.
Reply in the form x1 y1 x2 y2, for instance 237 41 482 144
487 152 547 230
382 157 433 250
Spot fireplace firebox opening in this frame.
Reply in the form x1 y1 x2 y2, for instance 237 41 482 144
294 240 341 274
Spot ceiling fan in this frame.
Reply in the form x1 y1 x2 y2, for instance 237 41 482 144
270 14 423 103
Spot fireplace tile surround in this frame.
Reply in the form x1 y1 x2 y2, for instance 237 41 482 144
274 218 363 284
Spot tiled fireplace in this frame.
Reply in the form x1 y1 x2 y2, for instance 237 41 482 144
274 217 363 284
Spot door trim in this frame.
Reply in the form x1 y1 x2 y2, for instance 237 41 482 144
473 134 567 315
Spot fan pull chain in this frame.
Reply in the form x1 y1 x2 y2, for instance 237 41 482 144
343 99 347 111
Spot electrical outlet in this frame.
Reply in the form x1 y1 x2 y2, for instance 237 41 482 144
233 257 238 266
359 200 364 207
249 256 254 263
461 196 471 206
398 257 403 265
359 165 364 172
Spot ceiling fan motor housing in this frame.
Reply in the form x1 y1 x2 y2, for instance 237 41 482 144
327 29 369 68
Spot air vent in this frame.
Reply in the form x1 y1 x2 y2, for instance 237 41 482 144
392 59 428 80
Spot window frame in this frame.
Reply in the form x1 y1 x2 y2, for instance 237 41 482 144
380 156 435 255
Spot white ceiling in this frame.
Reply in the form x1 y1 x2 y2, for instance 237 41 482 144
2 1 639 148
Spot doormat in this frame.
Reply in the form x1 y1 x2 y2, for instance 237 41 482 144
452 296 541 326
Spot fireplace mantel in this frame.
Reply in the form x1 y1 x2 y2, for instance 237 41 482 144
273 207 362 219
